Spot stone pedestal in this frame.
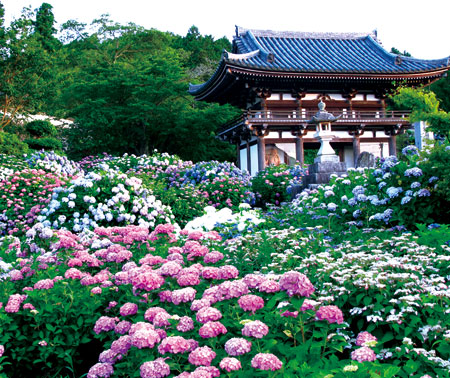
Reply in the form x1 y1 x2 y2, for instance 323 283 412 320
303 161 348 187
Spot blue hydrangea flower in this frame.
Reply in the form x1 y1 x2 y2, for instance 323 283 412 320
404 167 423 177
401 196 412 205
401 145 419 156
411 182 421 189
386 187 402 198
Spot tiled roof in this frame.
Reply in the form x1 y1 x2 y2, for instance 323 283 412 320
188 27 449 99
229 26 449 74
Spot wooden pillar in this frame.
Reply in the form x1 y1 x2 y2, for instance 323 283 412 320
246 140 251 174
389 135 397 157
295 136 304 166
352 134 360 167
236 141 241 169
257 136 266 171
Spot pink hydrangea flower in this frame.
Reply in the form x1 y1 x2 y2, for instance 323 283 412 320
158 290 173 303
144 307 169 322
188 346 216 366
119 302 138 316
258 280 280 293
242 320 269 339
203 251 224 264
129 268 165 291
177 316 194 332
279 271 314 297
0 345 4 357
316 305 344 324
159 261 182 277
64 268 86 279
177 273 200 287
217 280 249 300
99 349 120 364
219 357 242 372
356 331 377 346
199 321 227 338
114 321 132 335
219 265 239 279
351 346 377 362
193 366 220 377
91 287 102 295
158 336 192 355
130 323 161 349
153 312 172 328
300 298 319 312
196 307 222 324
243 274 265 288
140 358 171 378
202 267 221 280
191 299 211 312
224 338 252 356
281 310 299 318
171 287 197 305
110 335 132 355
5 294 27 313
251 353 283 371
87 362 114 378
238 294 264 313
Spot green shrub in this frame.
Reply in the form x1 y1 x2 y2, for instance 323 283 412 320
251 164 306 208
25 120 57 137
0 132 29 155
418 144 450 222
24 137 63 152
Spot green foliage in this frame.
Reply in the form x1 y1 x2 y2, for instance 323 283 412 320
415 223 450 250
0 131 29 155
418 144 450 222
0 7 58 130
34 2 60 51
144 180 207 228
431 71 450 112
24 137 62 152
251 164 307 208
391 86 450 142
25 120 57 137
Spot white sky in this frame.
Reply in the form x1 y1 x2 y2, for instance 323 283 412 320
2 0 449 59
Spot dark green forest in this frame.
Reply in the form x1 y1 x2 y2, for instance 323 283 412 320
0 2 449 161
0 2 240 161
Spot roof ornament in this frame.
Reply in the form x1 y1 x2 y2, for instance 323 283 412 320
395 55 403 65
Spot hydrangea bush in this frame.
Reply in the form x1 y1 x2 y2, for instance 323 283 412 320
0 169 69 236
36 168 175 232
251 164 307 207
289 151 440 230
25 150 82 177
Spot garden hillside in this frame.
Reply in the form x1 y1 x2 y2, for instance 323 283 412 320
0 145 450 378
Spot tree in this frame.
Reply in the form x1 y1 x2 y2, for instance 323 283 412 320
34 2 60 51
391 86 450 142
0 5 57 130
61 25 238 161
390 47 412 57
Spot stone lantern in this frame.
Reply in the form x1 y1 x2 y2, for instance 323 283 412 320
303 100 347 187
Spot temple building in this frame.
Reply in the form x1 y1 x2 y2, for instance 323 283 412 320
189 26 449 175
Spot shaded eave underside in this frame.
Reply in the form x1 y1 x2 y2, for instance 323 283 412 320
190 62 449 102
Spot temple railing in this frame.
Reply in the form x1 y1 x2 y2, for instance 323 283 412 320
217 110 411 137
245 109 411 122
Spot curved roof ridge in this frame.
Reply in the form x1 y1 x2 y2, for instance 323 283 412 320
236 25 375 40
365 35 450 67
